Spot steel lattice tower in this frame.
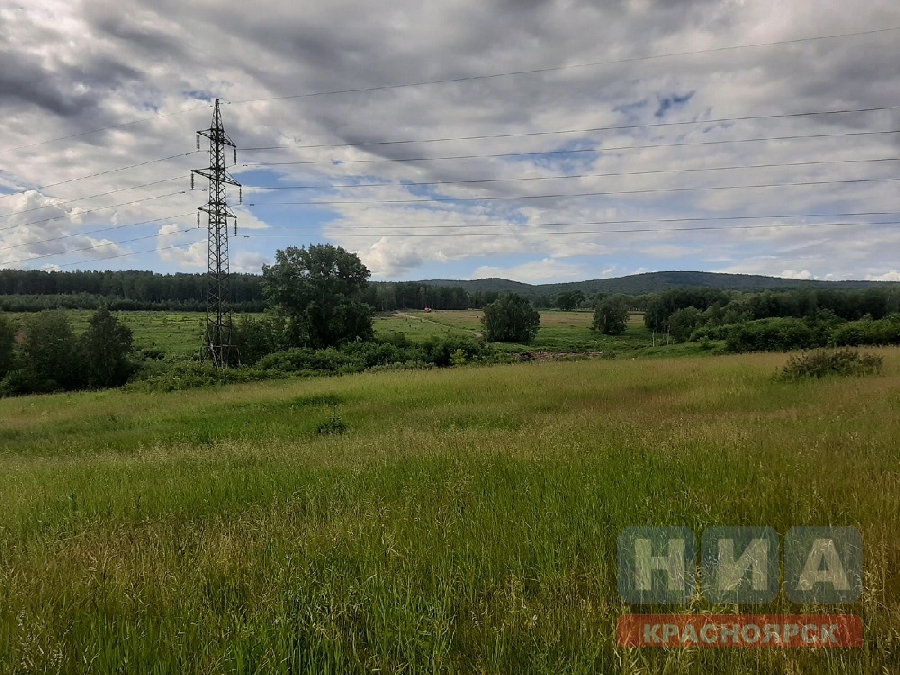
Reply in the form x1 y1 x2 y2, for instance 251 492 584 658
192 99 242 368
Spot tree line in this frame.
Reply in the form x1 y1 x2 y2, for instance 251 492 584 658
0 269 516 313
3 252 898 397
0 245 542 396
586 286 900 350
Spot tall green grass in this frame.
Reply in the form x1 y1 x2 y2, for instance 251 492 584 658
0 351 898 672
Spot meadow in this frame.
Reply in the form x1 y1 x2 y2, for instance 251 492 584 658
0 347 898 673
5 308 714 361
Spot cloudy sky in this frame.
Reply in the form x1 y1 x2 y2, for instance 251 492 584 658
0 0 898 283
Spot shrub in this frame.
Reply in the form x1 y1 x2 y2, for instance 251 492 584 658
832 315 900 347
316 409 347 435
780 349 883 380
419 335 487 366
256 348 360 374
20 310 84 391
482 294 540 343
127 362 276 392
592 296 629 335
668 307 702 343
81 307 135 388
725 317 820 353
232 315 281 365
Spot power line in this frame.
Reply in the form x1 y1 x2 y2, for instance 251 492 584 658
57 239 207 269
0 151 199 201
237 211 900 232
3 25 894 157
238 105 900 152
0 225 199 266
242 218 900 239
0 190 189 234
243 130 900 167
244 158 899 192
0 212 196 254
0 105 211 155
227 26 900 104
0 177 190 219
247 177 899 208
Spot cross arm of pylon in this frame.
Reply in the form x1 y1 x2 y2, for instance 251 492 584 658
192 167 241 189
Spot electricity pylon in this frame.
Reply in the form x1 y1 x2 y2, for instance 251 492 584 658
192 99 242 369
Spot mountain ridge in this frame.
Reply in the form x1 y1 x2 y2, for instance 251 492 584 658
414 271 898 296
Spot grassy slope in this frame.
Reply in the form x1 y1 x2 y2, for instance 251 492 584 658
1 351 898 673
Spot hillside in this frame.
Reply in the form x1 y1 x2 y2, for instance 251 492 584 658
419 271 897 297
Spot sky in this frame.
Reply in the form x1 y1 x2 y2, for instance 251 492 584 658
0 0 898 284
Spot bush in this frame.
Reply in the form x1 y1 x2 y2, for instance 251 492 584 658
592 296 629 335
482 294 540 343
316 409 347 435
256 348 360 374
81 307 135 388
0 369 59 397
725 317 821 353
232 315 282 365
127 362 276 392
832 315 900 347
780 349 883 379
0 312 15 379
668 307 702 343
20 310 84 391
418 335 488 366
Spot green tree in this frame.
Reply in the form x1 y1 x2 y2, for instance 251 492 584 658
668 307 702 343
21 310 83 391
81 307 134 387
556 290 585 311
0 312 15 378
232 315 282 365
262 244 374 349
593 295 629 335
482 293 540 343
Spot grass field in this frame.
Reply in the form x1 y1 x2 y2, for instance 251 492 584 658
1 349 898 672
4 311 210 359
8 308 706 360
375 309 703 357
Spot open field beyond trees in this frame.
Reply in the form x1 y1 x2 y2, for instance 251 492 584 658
1 350 898 673
5 309 700 361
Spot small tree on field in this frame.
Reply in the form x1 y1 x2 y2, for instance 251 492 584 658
82 307 134 388
556 290 585 311
21 310 83 391
593 296 629 335
0 312 15 379
482 293 540 343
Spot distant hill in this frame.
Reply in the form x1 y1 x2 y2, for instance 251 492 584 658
418 271 897 297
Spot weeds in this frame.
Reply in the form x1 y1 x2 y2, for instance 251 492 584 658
780 348 883 379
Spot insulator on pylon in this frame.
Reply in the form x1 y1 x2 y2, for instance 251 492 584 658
190 173 194 190
239 186 242 204
234 219 237 235
196 134 200 151
233 147 237 164
197 212 200 228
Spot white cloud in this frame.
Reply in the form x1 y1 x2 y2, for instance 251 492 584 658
232 250 270 273
470 258 593 284
781 269 814 280
0 0 897 280
868 271 900 282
